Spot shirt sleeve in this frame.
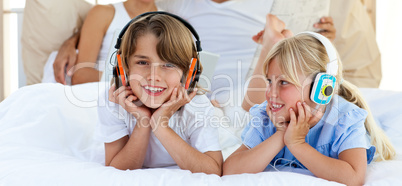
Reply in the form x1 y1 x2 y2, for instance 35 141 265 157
332 108 375 163
94 87 130 143
241 101 273 149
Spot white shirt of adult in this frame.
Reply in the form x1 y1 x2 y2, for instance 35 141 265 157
157 0 273 105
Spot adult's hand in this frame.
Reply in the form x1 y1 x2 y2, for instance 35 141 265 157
53 33 79 84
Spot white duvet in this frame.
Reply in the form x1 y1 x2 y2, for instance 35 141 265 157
1 83 402 185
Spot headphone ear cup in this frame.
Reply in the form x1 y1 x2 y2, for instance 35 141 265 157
310 73 336 105
185 58 198 90
114 54 127 88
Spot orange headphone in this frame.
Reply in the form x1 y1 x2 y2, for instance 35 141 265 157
112 11 201 93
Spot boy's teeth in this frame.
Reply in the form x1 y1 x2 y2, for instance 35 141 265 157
145 86 164 92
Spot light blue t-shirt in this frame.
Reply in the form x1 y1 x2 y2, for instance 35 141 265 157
241 95 375 169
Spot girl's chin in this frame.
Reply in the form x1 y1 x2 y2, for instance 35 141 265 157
268 113 289 125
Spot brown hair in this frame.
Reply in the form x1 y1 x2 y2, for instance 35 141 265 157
118 14 203 90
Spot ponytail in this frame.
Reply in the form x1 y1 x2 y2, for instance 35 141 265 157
338 80 396 161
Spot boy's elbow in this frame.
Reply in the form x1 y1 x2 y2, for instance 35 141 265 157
204 163 222 176
212 166 223 176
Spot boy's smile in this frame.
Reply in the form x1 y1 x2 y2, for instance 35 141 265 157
143 85 166 96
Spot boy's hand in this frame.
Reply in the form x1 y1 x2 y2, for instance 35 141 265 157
314 16 336 41
109 84 151 120
284 102 323 148
150 86 197 130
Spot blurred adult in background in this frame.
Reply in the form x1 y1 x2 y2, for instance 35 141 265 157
330 0 381 88
21 0 92 85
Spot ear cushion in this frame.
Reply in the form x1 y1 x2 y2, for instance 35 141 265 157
310 73 336 105
185 58 198 89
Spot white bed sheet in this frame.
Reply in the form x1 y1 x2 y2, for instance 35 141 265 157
0 83 401 185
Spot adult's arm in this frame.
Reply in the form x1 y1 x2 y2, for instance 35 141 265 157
71 5 114 85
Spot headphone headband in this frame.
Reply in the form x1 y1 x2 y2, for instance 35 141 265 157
296 31 338 76
114 11 202 52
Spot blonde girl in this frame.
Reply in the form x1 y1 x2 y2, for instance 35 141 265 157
224 15 394 185
95 13 222 175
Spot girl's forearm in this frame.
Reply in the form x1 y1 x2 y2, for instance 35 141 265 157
152 125 222 175
223 131 285 175
109 120 151 170
288 143 365 186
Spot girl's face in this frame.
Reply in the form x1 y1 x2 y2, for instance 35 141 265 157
127 33 184 109
265 57 315 125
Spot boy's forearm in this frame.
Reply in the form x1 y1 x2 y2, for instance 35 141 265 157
109 121 151 170
152 123 222 175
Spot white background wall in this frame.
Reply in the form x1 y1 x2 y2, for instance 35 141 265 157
377 0 402 92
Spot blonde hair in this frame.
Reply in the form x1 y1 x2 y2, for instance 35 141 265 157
263 34 395 161
118 13 203 90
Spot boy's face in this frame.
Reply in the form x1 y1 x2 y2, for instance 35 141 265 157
265 58 314 125
127 33 183 109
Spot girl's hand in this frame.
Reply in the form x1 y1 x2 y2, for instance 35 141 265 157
150 86 197 130
284 102 323 148
314 16 336 41
109 84 152 120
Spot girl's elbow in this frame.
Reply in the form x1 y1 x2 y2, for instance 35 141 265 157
339 172 365 186
346 176 365 186
222 162 236 176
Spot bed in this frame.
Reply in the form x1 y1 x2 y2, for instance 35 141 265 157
1 82 402 185
7 0 401 184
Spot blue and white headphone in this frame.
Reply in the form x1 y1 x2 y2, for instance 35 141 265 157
297 31 339 105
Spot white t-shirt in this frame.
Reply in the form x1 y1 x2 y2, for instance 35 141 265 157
95 87 221 168
157 0 273 106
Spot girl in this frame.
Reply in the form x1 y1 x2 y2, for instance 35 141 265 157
223 16 395 185
95 13 223 175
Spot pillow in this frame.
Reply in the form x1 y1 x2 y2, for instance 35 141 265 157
21 0 93 85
